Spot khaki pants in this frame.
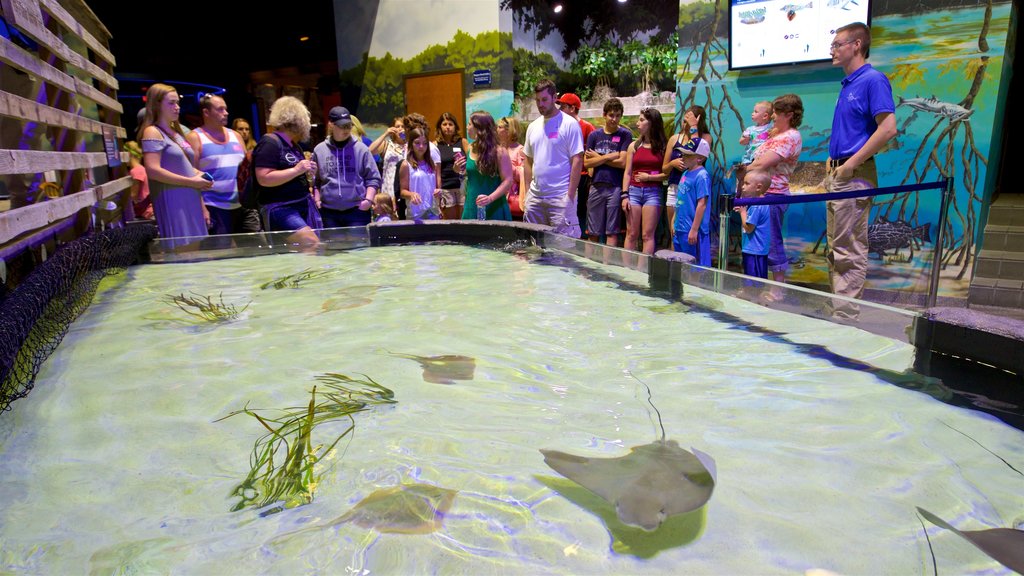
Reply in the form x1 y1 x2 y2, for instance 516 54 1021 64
824 158 877 318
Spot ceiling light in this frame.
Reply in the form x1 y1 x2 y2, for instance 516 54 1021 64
553 4 563 13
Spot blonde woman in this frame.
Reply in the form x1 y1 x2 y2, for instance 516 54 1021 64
497 116 526 220
252 96 321 245
138 83 212 247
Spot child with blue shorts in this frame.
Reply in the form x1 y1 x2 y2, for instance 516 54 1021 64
672 138 712 266
736 170 772 279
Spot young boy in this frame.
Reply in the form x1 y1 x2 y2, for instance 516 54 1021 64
673 138 712 266
584 98 633 246
735 169 772 279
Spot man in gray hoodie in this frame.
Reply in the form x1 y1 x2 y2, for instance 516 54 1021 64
313 106 382 227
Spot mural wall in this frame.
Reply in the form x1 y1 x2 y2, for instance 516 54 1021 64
346 0 514 138
673 0 1014 298
346 0 1013 298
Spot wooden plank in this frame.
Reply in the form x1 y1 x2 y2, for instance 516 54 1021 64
0 35 77 94
37 0 116 66
0 176 132 244
0 149 108 174
0 0 118 90
0 91 126 138
0 36 122 113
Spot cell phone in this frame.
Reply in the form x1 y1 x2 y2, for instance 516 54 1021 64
201 172 214 182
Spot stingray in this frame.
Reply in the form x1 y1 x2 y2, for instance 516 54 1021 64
540 372 716 531
385 350 476 384
274 483 458 541
318 285 386 313
917 507 1024 573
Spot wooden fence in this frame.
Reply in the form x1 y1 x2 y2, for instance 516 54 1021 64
0 0 127 265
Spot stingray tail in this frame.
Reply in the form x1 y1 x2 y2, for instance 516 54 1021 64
626 370 666 442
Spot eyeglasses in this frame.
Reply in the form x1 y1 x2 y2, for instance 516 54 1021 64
829 39 857 51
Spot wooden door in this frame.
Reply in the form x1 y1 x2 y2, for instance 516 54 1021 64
404 70 465 141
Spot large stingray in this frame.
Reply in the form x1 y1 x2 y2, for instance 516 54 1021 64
540 373 717 531
917 507 1024 573
385 350 476 384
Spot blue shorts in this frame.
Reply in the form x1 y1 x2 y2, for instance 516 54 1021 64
673 231 711 267
742 252 769 279
627 185 663 207
264 201 316 232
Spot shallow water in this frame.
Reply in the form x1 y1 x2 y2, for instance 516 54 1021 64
1 245 1021 574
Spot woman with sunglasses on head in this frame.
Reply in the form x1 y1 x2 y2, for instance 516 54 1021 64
663 105 713 243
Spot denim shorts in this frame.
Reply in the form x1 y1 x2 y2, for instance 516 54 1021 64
627 185 663 207
264 201 316 232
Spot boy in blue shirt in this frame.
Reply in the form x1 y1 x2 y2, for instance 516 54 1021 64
672 138 712 266
736 169 772 279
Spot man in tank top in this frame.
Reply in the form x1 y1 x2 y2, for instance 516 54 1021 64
186 94 248 235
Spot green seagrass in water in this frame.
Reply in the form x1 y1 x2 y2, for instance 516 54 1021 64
218 373 396 515
260 268 337 290
162 292 250 322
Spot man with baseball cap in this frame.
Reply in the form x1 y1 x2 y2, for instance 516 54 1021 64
557 92 595 232
672 138 712 266
312 106 381 228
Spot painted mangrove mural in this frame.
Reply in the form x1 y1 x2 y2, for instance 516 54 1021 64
671 0 1011 297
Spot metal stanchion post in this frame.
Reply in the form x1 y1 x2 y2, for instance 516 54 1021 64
927 177 954 308
717 193 734 292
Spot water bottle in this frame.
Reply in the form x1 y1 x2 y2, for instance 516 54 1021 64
477 203 487 220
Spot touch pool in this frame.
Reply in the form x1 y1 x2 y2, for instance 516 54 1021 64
0 240 1022 574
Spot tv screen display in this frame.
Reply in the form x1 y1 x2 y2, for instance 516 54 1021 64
729 0 871 70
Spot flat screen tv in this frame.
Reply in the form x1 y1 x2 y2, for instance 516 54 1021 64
728 0 871 70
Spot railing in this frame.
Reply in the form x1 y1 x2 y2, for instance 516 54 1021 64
719 178 955 307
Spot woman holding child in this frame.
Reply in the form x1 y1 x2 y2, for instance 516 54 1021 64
746 93 804 298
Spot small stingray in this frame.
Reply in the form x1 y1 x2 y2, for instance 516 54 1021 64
318 285 385 313
917 507 1024 573
540 372 716 531
385 350 476 384
634 300 690 314
339 483 457 534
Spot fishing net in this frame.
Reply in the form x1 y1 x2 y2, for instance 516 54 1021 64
0 223 157 412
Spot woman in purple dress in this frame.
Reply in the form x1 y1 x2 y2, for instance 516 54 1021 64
139 83 212 249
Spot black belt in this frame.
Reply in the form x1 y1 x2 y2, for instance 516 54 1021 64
829 156 853 167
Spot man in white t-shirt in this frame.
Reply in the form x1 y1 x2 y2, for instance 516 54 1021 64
522 79 584 237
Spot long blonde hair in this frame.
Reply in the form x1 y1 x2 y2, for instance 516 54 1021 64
137 83 182 140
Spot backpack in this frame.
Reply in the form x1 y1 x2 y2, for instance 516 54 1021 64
237 154 257 209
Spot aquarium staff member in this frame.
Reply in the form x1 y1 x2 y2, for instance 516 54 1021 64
825 21 897 319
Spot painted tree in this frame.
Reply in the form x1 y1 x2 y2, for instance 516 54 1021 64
880 0 994 280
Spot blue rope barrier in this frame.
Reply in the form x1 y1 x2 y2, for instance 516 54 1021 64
733 179 949 207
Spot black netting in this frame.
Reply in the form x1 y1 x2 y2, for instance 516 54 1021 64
0 224 157 412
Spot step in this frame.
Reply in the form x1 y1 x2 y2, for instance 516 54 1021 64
974 249 1024 279
968 282 1024 308
981 224 1024 252
986 203 1024 227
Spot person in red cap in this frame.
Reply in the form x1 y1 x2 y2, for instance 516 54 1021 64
557 92 595 233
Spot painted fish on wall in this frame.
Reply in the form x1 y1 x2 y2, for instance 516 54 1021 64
868 217 932 259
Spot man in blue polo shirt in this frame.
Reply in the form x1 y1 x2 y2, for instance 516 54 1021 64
825 22 897 318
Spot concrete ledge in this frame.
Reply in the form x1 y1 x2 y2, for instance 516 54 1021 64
919 306 1024 375
368 220 552 247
